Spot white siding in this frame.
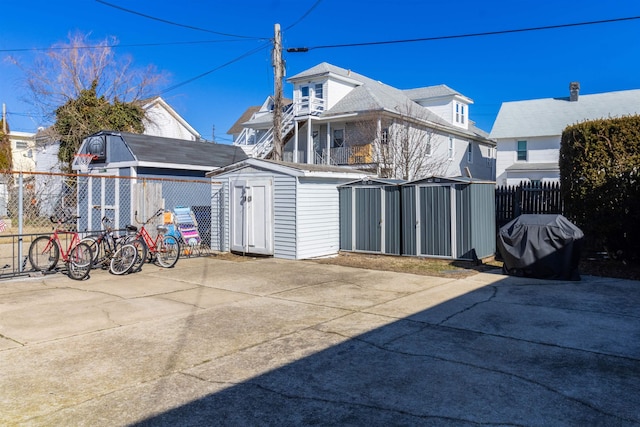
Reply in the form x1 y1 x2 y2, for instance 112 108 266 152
296 178 342 259
496 136 560 184
326 79 357 110
143 103 198 141
420 99 452 123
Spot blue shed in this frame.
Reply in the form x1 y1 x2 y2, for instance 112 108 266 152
71 130 246 231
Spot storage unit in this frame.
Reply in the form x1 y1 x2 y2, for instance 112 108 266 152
402 177 495 260
338 178 405 255
208 158 366 259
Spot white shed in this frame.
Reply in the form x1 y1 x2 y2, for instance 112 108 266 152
207 158 367 259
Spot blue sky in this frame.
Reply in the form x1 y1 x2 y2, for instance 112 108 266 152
1 0 639 142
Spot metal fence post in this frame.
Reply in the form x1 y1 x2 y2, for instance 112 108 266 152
18 172 24 272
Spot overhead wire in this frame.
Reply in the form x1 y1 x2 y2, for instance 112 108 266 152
160 42 272 95
0 39 252 53
287 15 640 51
284 0 323 31
95 0 268 40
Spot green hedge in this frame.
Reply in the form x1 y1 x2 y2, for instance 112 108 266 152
560 115 640 261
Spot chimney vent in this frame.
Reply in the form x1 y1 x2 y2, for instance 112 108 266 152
570 82 580 102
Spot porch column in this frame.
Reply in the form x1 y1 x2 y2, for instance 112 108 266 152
376 118 382 175
293 120 299 163
306 117 312 164
326 122 331 165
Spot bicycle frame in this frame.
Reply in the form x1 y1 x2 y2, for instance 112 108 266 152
43 229 83 262
136 225 165 254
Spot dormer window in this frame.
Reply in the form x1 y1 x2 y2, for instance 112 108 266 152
301 86 309 97
455 102 466 125
314 83 323 99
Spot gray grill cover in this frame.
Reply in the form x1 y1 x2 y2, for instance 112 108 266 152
497 214 584 281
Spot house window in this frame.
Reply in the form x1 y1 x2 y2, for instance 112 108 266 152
381 128 389 145
517 140 527 161
425 134 432 156
314 83 323 99
448 136 454 159
467 143 473 163
15 141 29 150
455 103 466 124
333 129 344 148
300 86 309 98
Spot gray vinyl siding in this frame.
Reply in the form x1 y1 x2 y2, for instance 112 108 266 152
297 178 341 259
273 174 297 259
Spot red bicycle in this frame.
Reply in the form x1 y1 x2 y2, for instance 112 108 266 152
126 209 180 268
28 216 93 280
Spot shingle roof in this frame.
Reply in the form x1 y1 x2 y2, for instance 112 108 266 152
114 131 247 168
490 89 640 139
227 106 260 135
290 63 492 143
404 85 462 100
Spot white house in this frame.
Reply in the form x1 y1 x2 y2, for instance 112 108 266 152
232 63 496 181
8 131 36 173
491 83 640 185
142 96 202 142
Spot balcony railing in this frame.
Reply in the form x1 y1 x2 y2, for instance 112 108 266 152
326 145 373 166
295 97 325 116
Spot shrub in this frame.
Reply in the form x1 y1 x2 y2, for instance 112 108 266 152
560 115 640 262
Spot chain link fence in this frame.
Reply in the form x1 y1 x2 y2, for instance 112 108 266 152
0 171 215 279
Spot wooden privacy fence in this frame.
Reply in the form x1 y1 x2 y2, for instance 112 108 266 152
495 182 564 228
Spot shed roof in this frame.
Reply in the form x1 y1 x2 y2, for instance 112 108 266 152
94 131 247 169
490 89 640 139
404 176 495 185
207 158 368 179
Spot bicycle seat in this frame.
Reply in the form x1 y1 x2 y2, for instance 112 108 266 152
126 225 138 233
157 225 168 233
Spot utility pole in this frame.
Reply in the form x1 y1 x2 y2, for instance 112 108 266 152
2 104 6 133
272 23 284 161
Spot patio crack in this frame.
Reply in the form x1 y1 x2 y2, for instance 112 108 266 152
180 373 525 426
338 332 638 425
437 285 498 326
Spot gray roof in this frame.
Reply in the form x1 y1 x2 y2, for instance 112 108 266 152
490 89 640 139
506 162 558 171
110 131 247 168
404 85 463 100
290 63 492 143
207 157 368 178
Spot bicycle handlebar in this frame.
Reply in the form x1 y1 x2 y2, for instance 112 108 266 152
134 208 165 225
49 215 80 225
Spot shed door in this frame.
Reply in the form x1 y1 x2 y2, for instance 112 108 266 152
230 179 273 255
418 186 452 257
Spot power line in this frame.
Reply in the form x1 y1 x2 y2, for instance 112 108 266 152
96 0 268 40
287 15 640 52
160 42 271 95
0 39 251 53
284 0 323 31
